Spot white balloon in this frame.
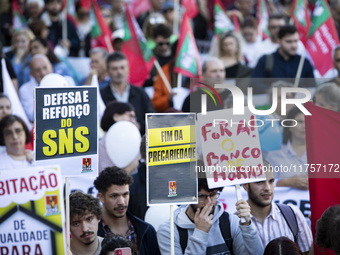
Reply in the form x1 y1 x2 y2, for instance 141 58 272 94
144 205 179 231
40 73 69 87
105 121 141 168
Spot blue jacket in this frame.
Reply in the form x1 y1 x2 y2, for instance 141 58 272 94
98 211 161 255
251 50 316 94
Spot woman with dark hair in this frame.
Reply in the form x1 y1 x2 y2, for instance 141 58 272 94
0 115 33 170
19 37 74 85
100 233 137 255
265 106 308 190
99 101 140 174
264 237 303 255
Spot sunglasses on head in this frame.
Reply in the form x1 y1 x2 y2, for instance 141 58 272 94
157 42 170 46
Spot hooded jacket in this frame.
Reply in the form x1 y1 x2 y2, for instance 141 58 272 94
157 201 264 255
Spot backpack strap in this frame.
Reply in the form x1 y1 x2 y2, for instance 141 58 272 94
219 211 234 255
177 211 233 255
276 203 299 243
265 54 274 78
176 225 188 254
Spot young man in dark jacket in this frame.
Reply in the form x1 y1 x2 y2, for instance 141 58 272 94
94 166 161 255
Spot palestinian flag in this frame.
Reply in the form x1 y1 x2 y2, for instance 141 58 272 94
305 0 339 76
182 0 199 19
12 0 27 31
257 0 270 39
214 0 234 34
121 4 155 86
90 0 113 52
174 13 202 78
130 0 151 17
291 0 311 43
63 0 76 17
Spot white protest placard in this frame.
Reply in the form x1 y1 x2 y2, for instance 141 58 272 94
0 165 67 255
197 108 266 189
34 87 98 177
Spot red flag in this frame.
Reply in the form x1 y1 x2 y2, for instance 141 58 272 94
305 102 340 255
305 0 339 76
121 4 155 86
174 13 202 78
130 0 151 17
257 0 270 39
182 0 199 19
291 0 311 43
90 0 113 52
12 0 27 31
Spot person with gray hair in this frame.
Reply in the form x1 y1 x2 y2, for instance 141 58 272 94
328 45 340 86
314 83 340 112
81 47 110 88
19 54 75 122
26 0 45 22
182 57 230 112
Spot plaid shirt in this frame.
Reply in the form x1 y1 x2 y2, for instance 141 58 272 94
102 219 139 252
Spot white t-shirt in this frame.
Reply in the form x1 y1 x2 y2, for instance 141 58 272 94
0 151 33 170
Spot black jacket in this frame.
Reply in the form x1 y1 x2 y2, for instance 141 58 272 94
97 211 161 255
100 83 155 134
128 162 148 220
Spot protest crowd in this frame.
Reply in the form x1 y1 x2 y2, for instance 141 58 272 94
1 0 340 254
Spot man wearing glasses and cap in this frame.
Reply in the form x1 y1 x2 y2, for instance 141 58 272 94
157 175 263 255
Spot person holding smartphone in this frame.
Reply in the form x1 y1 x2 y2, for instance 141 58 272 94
157 175 264 255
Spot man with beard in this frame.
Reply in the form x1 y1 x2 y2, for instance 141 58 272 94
251 25 315 94
94 166 160 255
157 176 264 255
41 0 80 56
69 191 103 255
181 57 230 113
242 161 312 254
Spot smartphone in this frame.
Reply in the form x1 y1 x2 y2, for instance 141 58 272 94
114 248 132 255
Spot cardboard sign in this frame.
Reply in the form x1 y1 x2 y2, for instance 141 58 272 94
0 166 67 255
197 108 265 189
34 87 98 177
146 113 197 205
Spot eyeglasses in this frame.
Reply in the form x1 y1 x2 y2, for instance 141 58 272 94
198 191 220 203
157 42 170 46
149 16 166 25
4 128 24 137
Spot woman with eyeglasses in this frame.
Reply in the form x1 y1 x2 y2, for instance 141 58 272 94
99 101 140 174
0 115 33 170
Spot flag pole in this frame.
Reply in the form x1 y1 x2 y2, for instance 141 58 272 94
235 184 247 223
170 204 175 255
294 50 306 87
65 177 70 249
105 35 114 53
154 60 172 93
177 73 182 89
62 8 67 41
173 0 180 35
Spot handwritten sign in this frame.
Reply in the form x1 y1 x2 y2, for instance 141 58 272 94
197 108 265 189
